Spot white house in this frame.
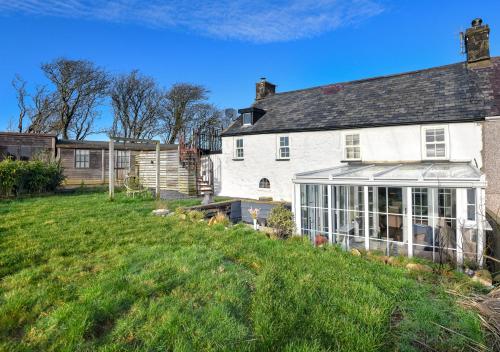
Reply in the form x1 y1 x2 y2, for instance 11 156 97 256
213 19 499 266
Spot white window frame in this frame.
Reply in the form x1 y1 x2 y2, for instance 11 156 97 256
234 138 244 159
466 188 476 222
342 133 361 161
115 150 130 169
242 113 252 126
277 135 290 160
421 125 449 160
75 149 90 168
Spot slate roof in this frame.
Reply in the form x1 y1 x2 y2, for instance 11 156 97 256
222 58 500 136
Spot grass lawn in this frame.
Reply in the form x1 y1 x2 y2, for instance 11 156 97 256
0 191 487 351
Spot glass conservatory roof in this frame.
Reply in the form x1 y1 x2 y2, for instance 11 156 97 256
295 163 484 186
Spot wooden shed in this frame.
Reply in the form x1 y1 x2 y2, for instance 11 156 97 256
0 132 56 161
56 139 197 195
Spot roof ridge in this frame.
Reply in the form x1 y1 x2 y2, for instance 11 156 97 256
261 58 499 99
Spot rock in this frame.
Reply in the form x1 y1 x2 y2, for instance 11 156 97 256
351 248 362 256
472 269 493 287
152 209 170 216
406 263 433 273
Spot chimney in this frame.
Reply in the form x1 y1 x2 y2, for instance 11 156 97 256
464 18 491 67
256 77 276 100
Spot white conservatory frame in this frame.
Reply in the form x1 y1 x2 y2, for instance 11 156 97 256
292 163 489 267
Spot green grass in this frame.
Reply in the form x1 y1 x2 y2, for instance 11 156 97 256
0 192 485 351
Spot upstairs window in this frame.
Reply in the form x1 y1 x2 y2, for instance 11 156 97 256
344 133 361 160
234 138 244 159
423 126 448 159
242 113 252 126
277 136 290 159
467 188 476 221
116 150 130 169
259 178 270 188
75 149 90 168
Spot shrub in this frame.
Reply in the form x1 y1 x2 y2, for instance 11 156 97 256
0 158 65 197
267 205 295 239
208 212 230 227
188 210 205 222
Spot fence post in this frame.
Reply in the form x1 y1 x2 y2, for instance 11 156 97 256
109 139 114 200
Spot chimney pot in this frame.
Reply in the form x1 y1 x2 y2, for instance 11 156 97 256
471 18 483 27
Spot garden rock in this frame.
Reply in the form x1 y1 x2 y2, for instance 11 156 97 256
152 209 170 216
406 263 432 273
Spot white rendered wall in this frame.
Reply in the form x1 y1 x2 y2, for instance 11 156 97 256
217 122 483 202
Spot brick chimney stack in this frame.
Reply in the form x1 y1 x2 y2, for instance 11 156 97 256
464 18 491 67
256 78 276 100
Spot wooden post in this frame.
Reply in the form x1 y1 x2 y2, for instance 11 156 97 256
109 140 114 200
155 142 160 200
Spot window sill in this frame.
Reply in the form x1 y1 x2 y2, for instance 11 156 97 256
275 158 290 161
422 158 449 162
232 158 244 161
341 159 362 163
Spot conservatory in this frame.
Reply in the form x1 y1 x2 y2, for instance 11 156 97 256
292 163 488 266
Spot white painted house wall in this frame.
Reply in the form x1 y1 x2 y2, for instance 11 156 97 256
217 122 483 202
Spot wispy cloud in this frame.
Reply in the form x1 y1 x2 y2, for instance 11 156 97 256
0 0 384 43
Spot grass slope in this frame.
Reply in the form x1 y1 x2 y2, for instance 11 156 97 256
0 192 485 351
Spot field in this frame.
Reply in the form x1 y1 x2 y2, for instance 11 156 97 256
0 191 486 351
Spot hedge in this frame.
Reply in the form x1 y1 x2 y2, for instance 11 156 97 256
0 158 65 197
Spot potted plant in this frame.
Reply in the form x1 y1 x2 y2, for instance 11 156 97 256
248 207 260 230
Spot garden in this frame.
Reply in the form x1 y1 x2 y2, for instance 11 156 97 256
0 190 495 351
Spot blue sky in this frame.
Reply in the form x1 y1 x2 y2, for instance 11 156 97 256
0 0 499 139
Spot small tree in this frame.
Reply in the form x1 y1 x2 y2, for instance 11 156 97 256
267 205 295 239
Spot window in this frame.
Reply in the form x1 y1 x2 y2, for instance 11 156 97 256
467 188 476 221
75 149 90 168
242 113 252 125
423 127 448 159
412 188 429 225
235 138 244 159
116 150 130 169
344 134 361 160
278 136 290 159
259 178 270 188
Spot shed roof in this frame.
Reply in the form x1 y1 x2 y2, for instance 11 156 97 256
223 58 500 136
56 139 177 151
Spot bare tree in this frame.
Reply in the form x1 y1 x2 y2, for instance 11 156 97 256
41 58 109 139
160 83 208 144
26 86 56 134
109 70 163 140
222 108 237 128
12 75 28 132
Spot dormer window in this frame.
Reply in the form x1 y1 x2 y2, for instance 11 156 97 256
242 113 252 126
238 107 266 126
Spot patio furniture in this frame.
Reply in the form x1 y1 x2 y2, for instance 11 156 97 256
123 175 149 198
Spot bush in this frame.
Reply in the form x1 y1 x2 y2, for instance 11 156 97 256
267 205 295 239
0 158 65 197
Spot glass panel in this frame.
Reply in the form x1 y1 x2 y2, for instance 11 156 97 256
300 184 329 244
340 165 387 179
424 164 480 179
377 164 429 180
